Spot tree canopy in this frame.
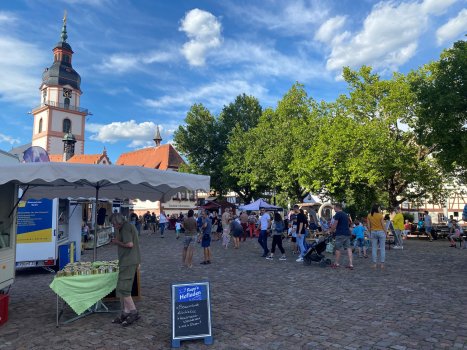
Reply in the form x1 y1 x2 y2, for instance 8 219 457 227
173 94 262 198
174 43 461 213
410 39 467 178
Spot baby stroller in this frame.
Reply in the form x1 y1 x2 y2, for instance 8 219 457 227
303 235 332 267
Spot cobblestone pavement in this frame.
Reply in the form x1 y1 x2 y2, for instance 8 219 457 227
1 231 466 350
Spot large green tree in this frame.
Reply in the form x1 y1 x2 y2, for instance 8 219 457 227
226 83 314 204
410 39 467 177
173 94 262 196
294 67 448 211
173 104 223 191
219 94 263 201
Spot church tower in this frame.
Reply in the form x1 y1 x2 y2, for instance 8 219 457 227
31 12 88 155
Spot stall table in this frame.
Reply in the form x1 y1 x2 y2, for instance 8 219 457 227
50 268 119 326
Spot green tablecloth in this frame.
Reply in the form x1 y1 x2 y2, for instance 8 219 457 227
50 272 118 315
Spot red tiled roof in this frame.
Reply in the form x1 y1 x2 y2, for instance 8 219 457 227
48 154 63 162
116 144 185 170
48 153 111 164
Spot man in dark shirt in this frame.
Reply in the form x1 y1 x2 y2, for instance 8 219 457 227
330 203 353 269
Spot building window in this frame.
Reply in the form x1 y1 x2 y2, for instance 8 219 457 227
63 55 70 63
64 97 70 109
38 118 43 133
42 90 47 104
63 118 71 133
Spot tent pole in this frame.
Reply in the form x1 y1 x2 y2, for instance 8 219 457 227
93 186 100 262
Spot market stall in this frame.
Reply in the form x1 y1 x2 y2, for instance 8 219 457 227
0 162 210 324
238 198 282 212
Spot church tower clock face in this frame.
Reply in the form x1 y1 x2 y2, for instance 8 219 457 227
30 15 89 156
63 88 72 98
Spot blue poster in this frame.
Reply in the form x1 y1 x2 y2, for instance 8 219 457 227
17 199 53 243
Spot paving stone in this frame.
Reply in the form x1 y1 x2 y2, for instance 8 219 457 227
1 234 466 348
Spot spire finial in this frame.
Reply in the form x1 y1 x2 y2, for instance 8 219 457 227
61 10 68 42
153 125 162 147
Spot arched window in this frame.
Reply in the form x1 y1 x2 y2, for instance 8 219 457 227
38 118 43 133
64 97 70 109
63 118 71 133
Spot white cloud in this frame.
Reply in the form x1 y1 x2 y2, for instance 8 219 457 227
143 80 268 112
88 120 155 143
0 132 20 145
179 9 222 66
87 120 176 148
227 0 328 36
0 36 47 104
421 0 458 15
98 50 175 73
0 11 16 24
436 9 467 45
322 0 458 74
212 40 327 81
314 16 347 43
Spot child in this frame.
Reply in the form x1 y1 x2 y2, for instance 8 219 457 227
403 220 411 239
353 219 367 258
222 225 231 249
449 222 465 248
175 220 182 239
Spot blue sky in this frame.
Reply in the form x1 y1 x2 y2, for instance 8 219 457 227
0 0 465 162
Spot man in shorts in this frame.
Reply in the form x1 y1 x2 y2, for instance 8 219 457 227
330 203 353 269
110 213 141 326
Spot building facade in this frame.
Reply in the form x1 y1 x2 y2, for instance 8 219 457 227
116 127 198 216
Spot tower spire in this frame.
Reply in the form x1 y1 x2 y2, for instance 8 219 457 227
61 10 68 42
153 125 162 147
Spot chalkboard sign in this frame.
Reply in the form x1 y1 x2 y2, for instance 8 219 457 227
171 282 213 347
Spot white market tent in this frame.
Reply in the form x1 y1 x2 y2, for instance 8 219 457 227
238 198 282 211
0 162 209 202
0 162 210 260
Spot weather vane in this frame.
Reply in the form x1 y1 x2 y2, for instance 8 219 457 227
63 10 67 25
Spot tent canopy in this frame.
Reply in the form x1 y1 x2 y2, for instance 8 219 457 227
238 198 281 211
0 162 210 201
0 162 210 261
199 199 237 214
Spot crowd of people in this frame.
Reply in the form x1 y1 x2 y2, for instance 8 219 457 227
107 203 466 327
124 205 466 272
